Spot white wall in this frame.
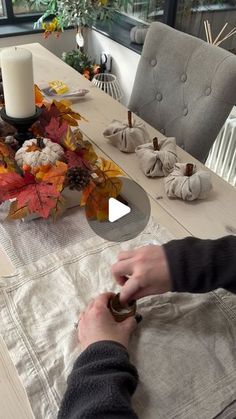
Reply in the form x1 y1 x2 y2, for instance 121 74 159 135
84 28 140 106
0 29 76 58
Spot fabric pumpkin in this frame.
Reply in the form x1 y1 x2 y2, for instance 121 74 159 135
165 163 212 201
103 119 150 153
136 137 177 177
130 26 148 44
15 138 64 168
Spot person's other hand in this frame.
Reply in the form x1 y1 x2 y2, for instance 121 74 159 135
111 245 171 304
78 293 138 350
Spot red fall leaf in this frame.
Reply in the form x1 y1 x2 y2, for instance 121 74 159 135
45 117 68 144
0 172 59 218
65 150 92 169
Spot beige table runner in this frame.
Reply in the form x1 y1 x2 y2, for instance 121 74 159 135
0 218 235 419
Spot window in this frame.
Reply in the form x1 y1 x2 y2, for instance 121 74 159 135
176 1 236 52
122 0 236 52
123 0 165 24
0 0 43 25
12 0 44 16
0 0 5 17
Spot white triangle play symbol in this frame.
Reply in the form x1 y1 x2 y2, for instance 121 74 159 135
108 197 131 223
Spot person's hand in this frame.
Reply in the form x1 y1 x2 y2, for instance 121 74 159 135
77 293 138 350
111 245 171 304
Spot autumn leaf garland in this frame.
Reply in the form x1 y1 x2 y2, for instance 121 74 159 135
0 94 124 221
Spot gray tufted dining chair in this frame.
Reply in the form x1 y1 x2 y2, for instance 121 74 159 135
129 22 236 162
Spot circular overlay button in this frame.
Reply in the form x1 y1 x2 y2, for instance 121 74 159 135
85 177 151 242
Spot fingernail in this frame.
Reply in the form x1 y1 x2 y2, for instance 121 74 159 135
128 300 136 307
135 314 143 324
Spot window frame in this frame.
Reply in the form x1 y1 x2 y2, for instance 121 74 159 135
0 0 42 25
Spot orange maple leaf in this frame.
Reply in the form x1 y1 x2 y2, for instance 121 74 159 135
34 85 44 107
80 180 96 206
37 161 68 192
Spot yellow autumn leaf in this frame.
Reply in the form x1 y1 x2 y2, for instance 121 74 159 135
62 127 78 151
97 177 122 199
0 165 8 174
97 157 124 177
0 156 19 174
83 142 98 164
7 201 29 220
53 100 86 126
50 195 66 220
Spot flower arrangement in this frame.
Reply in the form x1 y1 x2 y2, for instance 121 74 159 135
0 89 123 221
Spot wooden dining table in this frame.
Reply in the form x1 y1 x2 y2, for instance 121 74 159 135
0 42 236 418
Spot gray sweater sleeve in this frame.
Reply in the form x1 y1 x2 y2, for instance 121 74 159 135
163 235 236 294
58 340 139 419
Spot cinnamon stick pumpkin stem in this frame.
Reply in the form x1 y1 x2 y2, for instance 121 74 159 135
185 163 194 177
37 137 45 149
128 110 132 128
153 137 159 151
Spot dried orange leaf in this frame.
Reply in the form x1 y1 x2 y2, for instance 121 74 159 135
26 144 41 153
39 161 68 192
85 192 108 222
80 181 96 206
7 201 29 220
34 85 44 107
0 139 15 158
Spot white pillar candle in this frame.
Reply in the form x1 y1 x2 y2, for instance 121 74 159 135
0 47 35 119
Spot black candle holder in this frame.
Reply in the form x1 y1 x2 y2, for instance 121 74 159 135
0 107 42 146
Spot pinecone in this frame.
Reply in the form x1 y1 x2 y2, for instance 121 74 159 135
66 167 91 191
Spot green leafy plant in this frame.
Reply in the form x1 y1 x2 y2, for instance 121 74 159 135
61 49 101 80
13 0 131 33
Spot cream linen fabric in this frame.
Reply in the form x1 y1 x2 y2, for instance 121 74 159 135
103 119 150 152
135 137 177 177
0 218 236 419
165 163 212 200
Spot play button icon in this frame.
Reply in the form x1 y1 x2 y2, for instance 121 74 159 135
108 197 131 222
85 177 151 242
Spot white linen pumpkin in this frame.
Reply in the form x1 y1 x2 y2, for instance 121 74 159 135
103 119 150 153
136 137 177 177
164 163 212 201
15 137 64 168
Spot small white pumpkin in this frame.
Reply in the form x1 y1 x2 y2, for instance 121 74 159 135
130 26 148 45
136 137 178 177
103 111 150 153
164 163 212 201
15 137 64 168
